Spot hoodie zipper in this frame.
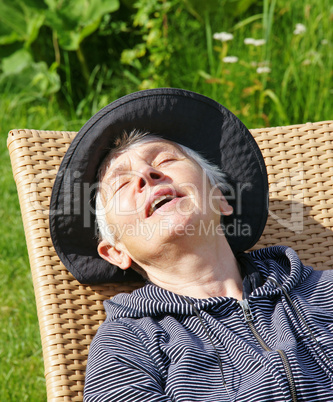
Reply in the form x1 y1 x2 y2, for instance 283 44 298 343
238 300 297 402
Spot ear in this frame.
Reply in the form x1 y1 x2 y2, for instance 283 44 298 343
98 240 132 270
219 194 233 216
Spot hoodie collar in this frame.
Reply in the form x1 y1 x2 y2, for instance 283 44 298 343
250 245 313 298
104 246 313 320
104 284 237 320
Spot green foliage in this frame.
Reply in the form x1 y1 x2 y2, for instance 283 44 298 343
0 0 330 126
44 0 120 51
0 49 60 99
0 0 121 103
0 0 45 46
191 0 332 126
184 0 258 20
120 0 178 89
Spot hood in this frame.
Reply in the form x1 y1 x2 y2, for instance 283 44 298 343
103 245 313 321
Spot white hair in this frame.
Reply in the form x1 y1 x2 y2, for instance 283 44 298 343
95 130 227 246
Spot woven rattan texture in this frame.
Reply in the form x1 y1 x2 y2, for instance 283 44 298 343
7 129 144 401
7 121 333 401
251 121 333 267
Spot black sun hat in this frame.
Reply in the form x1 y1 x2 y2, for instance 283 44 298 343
50 88 269 284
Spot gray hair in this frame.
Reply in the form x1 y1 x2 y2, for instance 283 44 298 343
95 130 227 246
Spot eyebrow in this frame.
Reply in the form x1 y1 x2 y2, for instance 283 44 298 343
106 142 182 181
141 143 182 158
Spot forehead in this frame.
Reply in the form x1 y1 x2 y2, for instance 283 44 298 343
113 140 184 164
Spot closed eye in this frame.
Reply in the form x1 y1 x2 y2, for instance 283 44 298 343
116 181 129 191
153 150 183 167
111 176 131 194
156 158 177 166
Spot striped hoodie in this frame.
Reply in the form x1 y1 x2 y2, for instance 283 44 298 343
84 246 333 401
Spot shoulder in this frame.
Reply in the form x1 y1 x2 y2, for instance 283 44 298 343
89 314 170 363
90 317 153 350
86 319 163 380
84 319 169 401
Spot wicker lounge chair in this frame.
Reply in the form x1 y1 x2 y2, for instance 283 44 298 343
7 121 333 401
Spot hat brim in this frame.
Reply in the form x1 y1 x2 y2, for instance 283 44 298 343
50 88 268 284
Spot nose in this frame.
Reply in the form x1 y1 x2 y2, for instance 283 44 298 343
136 165 164 189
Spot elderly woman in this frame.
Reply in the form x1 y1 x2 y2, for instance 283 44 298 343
50 89 333 402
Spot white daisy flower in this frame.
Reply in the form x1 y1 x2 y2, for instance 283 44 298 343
213 32 234 42
257 66 271 74
253 39 266 46
223 56 238 63
244 38 266 46
293 23 306 35
244 38 255 45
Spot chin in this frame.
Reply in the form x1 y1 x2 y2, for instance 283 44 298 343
159 212 201 239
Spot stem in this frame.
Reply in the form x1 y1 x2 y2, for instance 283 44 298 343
162 0 168 39
76 44 90 85
262 0 276 61
52 31 61 66
204 10 214 75
260 0 277 117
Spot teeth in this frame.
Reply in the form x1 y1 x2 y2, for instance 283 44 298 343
149 195 175 216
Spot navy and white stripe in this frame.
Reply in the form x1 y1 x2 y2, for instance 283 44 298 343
84 246 333 401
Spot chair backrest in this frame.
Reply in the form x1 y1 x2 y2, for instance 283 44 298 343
7 121 333 401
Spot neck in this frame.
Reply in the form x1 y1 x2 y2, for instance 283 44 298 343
139 235 243 300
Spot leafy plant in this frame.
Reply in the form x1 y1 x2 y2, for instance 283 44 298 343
0 49 60 99
44 0 120 82
120 0 180 89
0 0 121 106
0 0 46 48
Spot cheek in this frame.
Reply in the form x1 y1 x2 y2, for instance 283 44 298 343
111 190 148 218
208 187 225 216
175 166 206 190
114 195 132 215
111 188 135 214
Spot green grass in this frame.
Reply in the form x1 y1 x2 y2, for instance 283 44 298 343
0 98 85 401
165 0 332 127
0 132 45 400
0 0 332 399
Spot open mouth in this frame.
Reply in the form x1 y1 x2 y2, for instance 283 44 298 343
148 195 178 217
